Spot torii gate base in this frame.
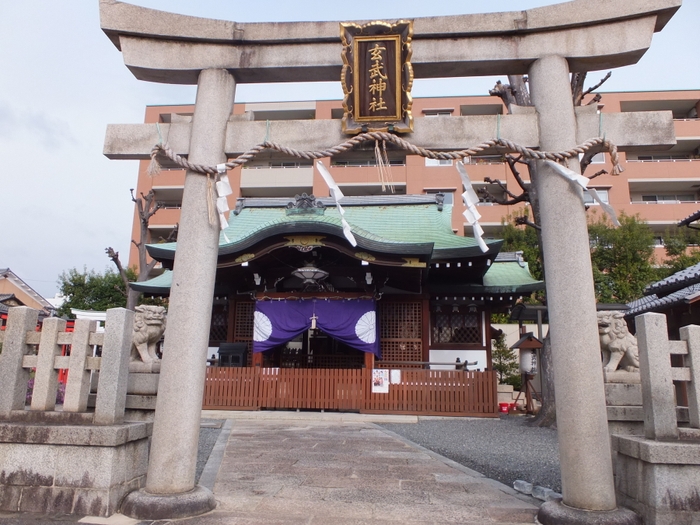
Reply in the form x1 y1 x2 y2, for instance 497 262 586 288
121 486 215 521
537 502 641 525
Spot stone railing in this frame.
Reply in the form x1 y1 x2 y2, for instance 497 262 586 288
635 312 700 440
0 306 133 425
613 313 700 525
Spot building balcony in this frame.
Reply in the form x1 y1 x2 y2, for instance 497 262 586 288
625 201 700 223
328 163 407 186
141 168 185 187
149 207 181 227
151 186 184 205
628 178 700 200
240 166 314 197
674 118 700 137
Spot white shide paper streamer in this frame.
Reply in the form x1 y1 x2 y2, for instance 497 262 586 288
544 160 620 227
456 161 489 253
316 161 357 247
216 164 232 243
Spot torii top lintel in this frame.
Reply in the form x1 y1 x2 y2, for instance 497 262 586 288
99 0 681 85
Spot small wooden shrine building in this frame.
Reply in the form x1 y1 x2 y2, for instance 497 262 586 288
135 194 543 416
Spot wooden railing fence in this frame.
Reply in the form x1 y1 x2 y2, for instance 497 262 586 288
203 367 498 417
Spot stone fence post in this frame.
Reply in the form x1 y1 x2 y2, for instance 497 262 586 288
63 319 97 412
95 308 134 425
0 307 39 418
31 317 67 411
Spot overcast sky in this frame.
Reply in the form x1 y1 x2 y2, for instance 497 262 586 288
0 1 698 299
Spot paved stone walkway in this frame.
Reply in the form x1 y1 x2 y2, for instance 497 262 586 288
0 415 540 524
191 417 538 524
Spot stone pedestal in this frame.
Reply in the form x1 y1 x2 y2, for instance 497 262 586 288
613 435 700 525
0 420 151 517
125 372 159 422
606 377 645 442
90 372 160 422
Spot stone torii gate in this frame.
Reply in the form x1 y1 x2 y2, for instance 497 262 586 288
100 0 679 521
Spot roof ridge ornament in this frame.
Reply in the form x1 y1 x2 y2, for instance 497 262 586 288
286 193 326 215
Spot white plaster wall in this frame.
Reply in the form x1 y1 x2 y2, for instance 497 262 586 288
429 350 487 371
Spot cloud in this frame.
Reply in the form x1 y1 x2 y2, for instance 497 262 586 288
0 100 76 149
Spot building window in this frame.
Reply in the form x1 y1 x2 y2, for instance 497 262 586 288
431 304 483 347
641 194 695 203
425 158 454 167
423 110 453 117
464 155 505 165
635 154 692 161
583 189 609 205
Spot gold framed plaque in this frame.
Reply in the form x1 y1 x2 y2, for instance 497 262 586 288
340 20 414 134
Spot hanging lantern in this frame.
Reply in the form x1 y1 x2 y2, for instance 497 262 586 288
292 265 329 285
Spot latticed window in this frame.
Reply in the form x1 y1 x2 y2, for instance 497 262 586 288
378 301 423 365
431 304 483 347
233 301 254 342
233 300 255 366
209 303 229 344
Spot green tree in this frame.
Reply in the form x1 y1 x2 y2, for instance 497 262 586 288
588 212 659 303
499 214 543 281
492 332 520 387
56 267 136 318
661 228 700 276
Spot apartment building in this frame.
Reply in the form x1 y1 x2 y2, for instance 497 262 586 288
129 90 700 271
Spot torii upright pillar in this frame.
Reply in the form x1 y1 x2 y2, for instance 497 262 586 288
121 68 235 519
529 56 639 524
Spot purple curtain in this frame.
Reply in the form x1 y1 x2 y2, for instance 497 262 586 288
253 299 380 357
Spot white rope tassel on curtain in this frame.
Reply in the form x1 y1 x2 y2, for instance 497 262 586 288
456 161 489 253
215 164 232 243
315 161 358 247
544 160 620 227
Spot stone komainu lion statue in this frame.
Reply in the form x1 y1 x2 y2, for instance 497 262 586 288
131 305 167 364
597 311 640 372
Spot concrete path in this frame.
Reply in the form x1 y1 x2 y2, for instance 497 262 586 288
198 417 539 524
0 412 540 524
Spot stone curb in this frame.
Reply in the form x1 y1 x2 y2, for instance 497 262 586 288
201 409 497 424
198 419 233 491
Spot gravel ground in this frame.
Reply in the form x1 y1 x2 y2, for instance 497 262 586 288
195 420 224 483
379 414 561 493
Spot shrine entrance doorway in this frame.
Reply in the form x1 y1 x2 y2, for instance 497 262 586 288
261 329 366 369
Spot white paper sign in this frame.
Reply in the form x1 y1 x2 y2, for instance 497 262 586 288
371 369 390 393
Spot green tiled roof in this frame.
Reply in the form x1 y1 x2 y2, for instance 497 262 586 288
147 198 500 260
482 261 543 293
130 270 174 293
132 260 543 295
225 203 483 249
